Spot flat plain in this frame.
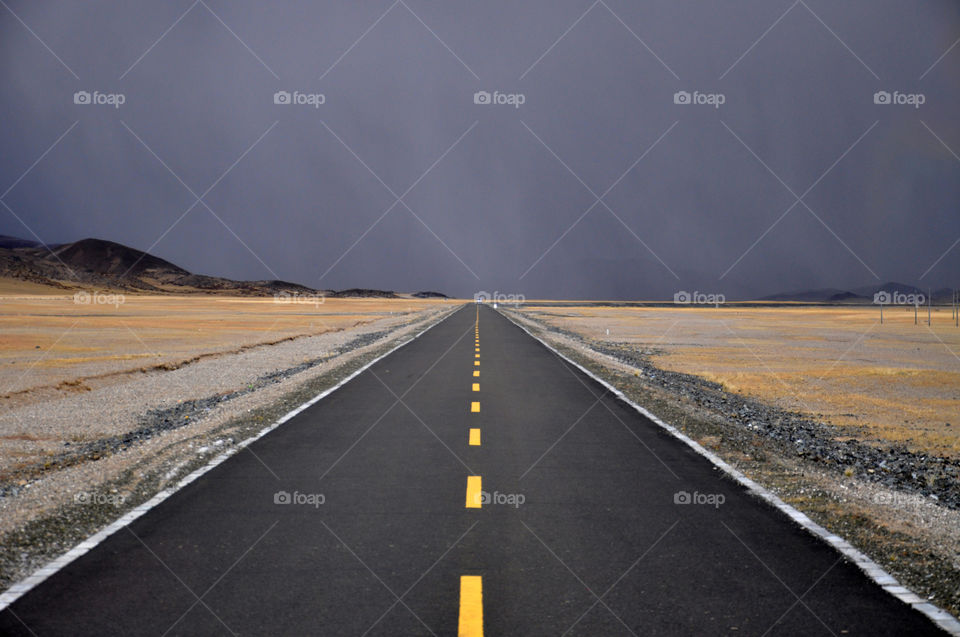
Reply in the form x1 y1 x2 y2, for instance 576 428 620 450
0 292 449 407
517 304 960 458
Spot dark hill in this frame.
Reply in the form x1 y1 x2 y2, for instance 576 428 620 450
0 236 324 296
44 238 189 278
329 288 399 299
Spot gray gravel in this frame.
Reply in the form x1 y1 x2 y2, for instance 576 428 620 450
0 328 398 498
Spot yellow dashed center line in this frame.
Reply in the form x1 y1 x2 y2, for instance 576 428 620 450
458 575 483 636
465 475 482 508
463 311 484 634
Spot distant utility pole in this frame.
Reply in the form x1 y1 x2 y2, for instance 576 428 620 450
928 288 932 326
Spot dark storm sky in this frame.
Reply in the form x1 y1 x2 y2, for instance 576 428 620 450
1 0 958 299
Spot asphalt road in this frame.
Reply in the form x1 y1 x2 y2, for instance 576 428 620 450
0 304 945 635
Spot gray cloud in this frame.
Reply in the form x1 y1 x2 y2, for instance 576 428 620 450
1 0 958 299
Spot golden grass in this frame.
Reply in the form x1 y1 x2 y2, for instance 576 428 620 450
522 305 960 457
0 294 453 397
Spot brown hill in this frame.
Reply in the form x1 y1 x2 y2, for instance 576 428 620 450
0 236 322 296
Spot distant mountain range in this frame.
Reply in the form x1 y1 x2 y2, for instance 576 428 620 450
760 283 956 304
2 234 949 303
0 235 446 299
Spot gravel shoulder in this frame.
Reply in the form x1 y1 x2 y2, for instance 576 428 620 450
0 304 458 593
502 307 960 621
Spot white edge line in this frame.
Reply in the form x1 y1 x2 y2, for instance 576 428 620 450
0 305 462 611
498 309 960 636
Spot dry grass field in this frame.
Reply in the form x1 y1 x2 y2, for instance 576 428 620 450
0 288 452 407
519 304 960 458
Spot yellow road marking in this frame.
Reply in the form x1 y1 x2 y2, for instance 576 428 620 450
475 348 480 352
475 354 480 358
474 361 479 366
469 428 481 446
472 383 479 392
458 575 483 636
465 476 482 508
471 401 480 412
473 370 479 377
